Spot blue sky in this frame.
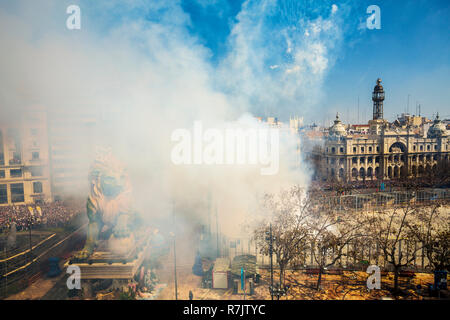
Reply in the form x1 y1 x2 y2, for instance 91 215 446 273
1 0 449 125
178 0 450 124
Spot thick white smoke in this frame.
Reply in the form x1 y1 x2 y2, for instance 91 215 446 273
0 0 346 240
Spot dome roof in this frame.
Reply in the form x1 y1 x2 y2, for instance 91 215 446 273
428 113 447 138
329 113 347 137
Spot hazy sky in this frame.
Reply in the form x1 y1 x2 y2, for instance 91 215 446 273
2 0 448 125
0 0 448 237
180 0 450 124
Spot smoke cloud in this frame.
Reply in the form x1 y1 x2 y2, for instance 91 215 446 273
0 0 347 240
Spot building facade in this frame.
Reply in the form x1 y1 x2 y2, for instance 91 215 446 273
0 108 52 205
315 79 450 182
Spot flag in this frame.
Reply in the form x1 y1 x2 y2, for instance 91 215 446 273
36 206 42 216
28 206 35 216
240 267 245 290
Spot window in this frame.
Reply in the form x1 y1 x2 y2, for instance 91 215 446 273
369 146 372 152
331 147 336 154
0 130 3 165
32 152 39 160
331 158 335 165
33 181 43 194
352 157 357 164
434 145 437 151
376 146 380 152
0 170 4 179
10 169 22 178
9 151 21 164
0 184 7 204
10 183 24 203
339 158 344 165
361 147 365 153
340 147 344 153
413 145 416 151
353 147 356 153
31 167 43 177
427 145 430 151
420 145 423 151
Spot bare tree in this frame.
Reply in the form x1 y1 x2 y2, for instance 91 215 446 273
365 203 423 293
309 206 366 290
254 186 312 286
412 201 450 271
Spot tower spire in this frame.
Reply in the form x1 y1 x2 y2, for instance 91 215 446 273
372 78 385 120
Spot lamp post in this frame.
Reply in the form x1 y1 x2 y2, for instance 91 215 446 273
265 224 274 300
173 233 178 300
171 201 178 300
28 209 33 263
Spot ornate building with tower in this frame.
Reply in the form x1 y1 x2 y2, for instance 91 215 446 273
314 78 449 182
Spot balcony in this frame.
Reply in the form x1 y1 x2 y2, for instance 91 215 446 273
9 158 22 165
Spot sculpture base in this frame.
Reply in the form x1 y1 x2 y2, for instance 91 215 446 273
67 236 149 280
66 252 145 279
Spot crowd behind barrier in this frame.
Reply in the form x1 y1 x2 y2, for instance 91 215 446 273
0 201 83 233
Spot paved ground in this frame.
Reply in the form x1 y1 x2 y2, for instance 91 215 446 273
6 268 67 300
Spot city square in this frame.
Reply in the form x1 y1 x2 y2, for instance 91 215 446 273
0 2 448 316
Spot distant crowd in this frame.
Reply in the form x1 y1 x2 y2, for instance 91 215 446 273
0 201 83 233
314 177 448 197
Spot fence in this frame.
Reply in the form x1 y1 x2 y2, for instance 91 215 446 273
222 237 435 274
0 225 86 299
315 188 450 212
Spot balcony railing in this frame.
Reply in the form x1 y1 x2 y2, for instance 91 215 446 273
9 158 22 165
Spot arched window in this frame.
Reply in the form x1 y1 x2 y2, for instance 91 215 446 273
352 168 358 178
418 165 424 175
394 166 399 178
359 168 366 180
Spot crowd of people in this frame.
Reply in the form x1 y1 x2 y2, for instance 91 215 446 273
0 201 83 233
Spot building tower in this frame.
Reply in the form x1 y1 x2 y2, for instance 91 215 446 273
372 78 385 120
